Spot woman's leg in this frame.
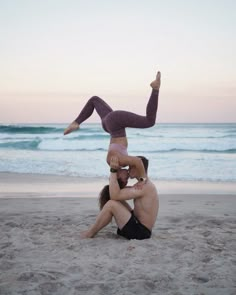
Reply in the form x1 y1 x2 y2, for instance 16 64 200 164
64 71 161 136
103 72 161 137
74 96 113 124
103 89 160 137
115 89 160 128
64 96 113 135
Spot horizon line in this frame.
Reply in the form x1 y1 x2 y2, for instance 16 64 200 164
1 122 236 125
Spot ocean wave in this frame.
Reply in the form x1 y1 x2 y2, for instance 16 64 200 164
1 139 235 154
1 125 236 141
0 125 109 140
0 125 63 134
132 148 236 154
66 134 109 140
0 139 41 150
0 139 108 151
38 147 107 152
133 134 236 139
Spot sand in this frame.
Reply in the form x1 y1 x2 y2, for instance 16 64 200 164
0 173 236 295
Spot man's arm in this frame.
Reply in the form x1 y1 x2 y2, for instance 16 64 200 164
109 156 144 201
109 172 144 201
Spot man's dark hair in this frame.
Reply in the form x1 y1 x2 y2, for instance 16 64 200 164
137 156 149 173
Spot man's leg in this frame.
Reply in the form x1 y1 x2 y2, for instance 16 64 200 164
80 200 131 238
64 96 113 135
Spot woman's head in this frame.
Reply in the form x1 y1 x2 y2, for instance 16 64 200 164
117 168 129 187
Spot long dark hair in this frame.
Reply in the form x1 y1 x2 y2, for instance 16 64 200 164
98 185 110 210
98 179 124 210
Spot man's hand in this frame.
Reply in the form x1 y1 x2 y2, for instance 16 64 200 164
110 156 119 170
134 180 146 190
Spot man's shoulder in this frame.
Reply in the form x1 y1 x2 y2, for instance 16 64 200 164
131 178 156 194
145 179 157 193
145 177 154 186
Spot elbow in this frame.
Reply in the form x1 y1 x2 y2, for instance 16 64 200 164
109 186 119 200
109 189 116 200
110 194 118 201
136 157 142 166
136 158 143 172
110 191 120 200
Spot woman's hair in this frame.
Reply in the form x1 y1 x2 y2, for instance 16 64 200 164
98 185 110 210
98 178 124 210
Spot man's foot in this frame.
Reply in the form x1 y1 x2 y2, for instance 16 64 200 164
150 71 161 90
63 121 80 135
80 230 93 239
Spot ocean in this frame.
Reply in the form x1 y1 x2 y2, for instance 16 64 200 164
0 123 235 182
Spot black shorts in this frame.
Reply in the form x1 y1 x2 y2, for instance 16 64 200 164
117 212 152 240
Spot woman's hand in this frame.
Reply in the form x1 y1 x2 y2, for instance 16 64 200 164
110 156 120 170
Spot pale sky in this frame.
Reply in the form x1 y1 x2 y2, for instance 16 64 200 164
0 0 235 123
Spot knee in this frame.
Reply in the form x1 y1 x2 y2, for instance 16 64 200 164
104 200 119 210
89 96 100 103
147 117 156 127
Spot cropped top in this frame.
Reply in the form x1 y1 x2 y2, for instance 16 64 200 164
108 143 128 156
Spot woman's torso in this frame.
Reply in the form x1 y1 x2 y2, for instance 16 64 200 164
107 137 128 164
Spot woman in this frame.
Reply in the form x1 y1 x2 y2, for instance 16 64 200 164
64 71 161 178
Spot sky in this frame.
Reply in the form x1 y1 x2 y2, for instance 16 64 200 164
0 0 235 123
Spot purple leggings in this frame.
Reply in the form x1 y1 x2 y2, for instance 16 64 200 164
74 89 159 138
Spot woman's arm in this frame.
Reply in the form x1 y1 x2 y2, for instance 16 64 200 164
107 151 146 179
117 154 146 178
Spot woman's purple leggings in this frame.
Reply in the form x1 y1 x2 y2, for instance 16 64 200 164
74 89 159 138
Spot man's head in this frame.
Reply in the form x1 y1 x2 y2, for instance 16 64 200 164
128 156 149 179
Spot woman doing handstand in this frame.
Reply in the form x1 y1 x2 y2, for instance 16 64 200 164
64 71 161 179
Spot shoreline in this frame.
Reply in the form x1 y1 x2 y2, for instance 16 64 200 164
0 172 236 197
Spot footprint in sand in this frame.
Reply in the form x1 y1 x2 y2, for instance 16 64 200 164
0 242 12 250
17 271 57 282
38 282 67 295
0 260 15 270
4 221 22 228
192 273 209 283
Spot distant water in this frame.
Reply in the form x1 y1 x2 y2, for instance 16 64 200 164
0 123 236 182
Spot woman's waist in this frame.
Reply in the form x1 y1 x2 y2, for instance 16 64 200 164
108 143 128 156
110 137 128 147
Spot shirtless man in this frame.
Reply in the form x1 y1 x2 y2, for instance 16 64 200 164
81 156 159 240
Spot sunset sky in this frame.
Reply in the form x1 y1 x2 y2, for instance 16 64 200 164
0 0 235 123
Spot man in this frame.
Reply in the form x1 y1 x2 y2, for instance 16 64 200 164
80 156 159 240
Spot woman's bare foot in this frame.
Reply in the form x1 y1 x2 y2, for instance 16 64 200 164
63 121 80 135
150 71 161 90
80 230 94 239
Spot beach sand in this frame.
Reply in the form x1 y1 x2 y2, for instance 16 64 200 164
0 173 236 295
